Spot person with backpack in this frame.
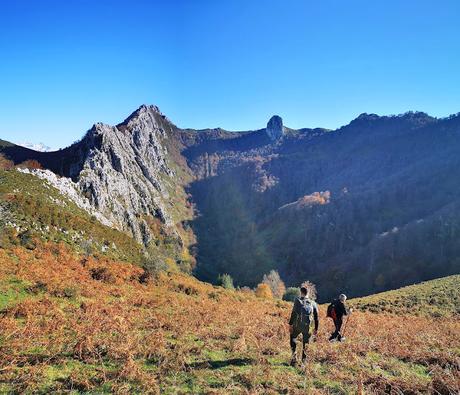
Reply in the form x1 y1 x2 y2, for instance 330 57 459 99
288 285 319 366
327 293 352 342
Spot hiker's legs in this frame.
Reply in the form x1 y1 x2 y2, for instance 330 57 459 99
335 317 343 340
290 327 301 353
329 318 343 340
290 334 297 353
290 327 301 365
301 330 311 361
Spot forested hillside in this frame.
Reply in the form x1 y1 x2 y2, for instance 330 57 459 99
185 112 460 300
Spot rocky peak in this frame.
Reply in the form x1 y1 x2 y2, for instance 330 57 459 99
71 106 180 245
122 104 174 130
266 115 285 140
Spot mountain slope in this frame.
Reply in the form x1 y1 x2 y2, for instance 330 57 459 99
183 112 460 300
1 106 196 272
0 168 143 264
350 274 460 317
0 240 458 394
1 106 193 245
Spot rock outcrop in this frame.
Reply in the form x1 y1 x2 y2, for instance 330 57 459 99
266 115 284 140
73 105 181 245
17 167 113 227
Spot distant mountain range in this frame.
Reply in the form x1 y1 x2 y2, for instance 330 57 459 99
16 142 52 152
2 105 460 301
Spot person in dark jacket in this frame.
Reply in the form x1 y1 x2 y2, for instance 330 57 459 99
329 293 352 342
288 285 319 366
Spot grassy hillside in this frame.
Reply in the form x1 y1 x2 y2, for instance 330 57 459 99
0 168 195 272
0 169 143 264
350 274 460 318
0 241 458 394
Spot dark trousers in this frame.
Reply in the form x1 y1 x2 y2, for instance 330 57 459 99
329 317 343 341
290 326 311 359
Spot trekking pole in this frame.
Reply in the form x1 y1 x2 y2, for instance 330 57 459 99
341 313 351 337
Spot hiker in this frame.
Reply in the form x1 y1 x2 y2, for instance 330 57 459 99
288 285 319 366
328 293 352 342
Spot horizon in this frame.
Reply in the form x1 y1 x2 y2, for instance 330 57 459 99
11 104 460 152
1 0 460 149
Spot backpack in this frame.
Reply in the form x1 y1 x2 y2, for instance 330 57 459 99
327 301 337 321
298 297 314 327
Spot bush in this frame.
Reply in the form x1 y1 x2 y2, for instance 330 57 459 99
80 239 94 257
90 267 115 284
141 255 167 276
19 230 37 250
262 270 286 299
176 282 199 296
217 273 234 290
0 154 14 170
283 287 299 302
17 159 43 170
255 283 273 299
59 286 78 298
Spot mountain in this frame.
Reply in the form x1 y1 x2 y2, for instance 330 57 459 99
2 106 460 301
183 110 460 300
0 107 459 392
16 141 52 152
0 105 196 272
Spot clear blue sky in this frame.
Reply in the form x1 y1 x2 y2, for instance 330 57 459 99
1 0 459 149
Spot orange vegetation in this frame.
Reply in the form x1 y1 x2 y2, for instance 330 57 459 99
0 242 458 393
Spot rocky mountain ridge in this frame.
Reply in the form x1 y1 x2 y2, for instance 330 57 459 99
1 105 303 245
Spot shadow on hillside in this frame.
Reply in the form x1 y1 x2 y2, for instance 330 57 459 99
187 357 254 370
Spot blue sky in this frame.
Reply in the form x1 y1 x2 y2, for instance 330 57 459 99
1 0 459 149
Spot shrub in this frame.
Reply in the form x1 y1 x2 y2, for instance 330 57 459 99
262 270 286 299
255 283 273 299
178 248 195 274
90 267 115 284
283 287 299 302
80 239 94 257
176 282 199 296
53 286 78 298
0 227 17 249
17 159 43 169
141 255 167 276
0 154 14 170
19 230 37 250
217 273 235 290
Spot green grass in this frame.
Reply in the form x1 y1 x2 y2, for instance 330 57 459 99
350 274 460 317
0 277 32 310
